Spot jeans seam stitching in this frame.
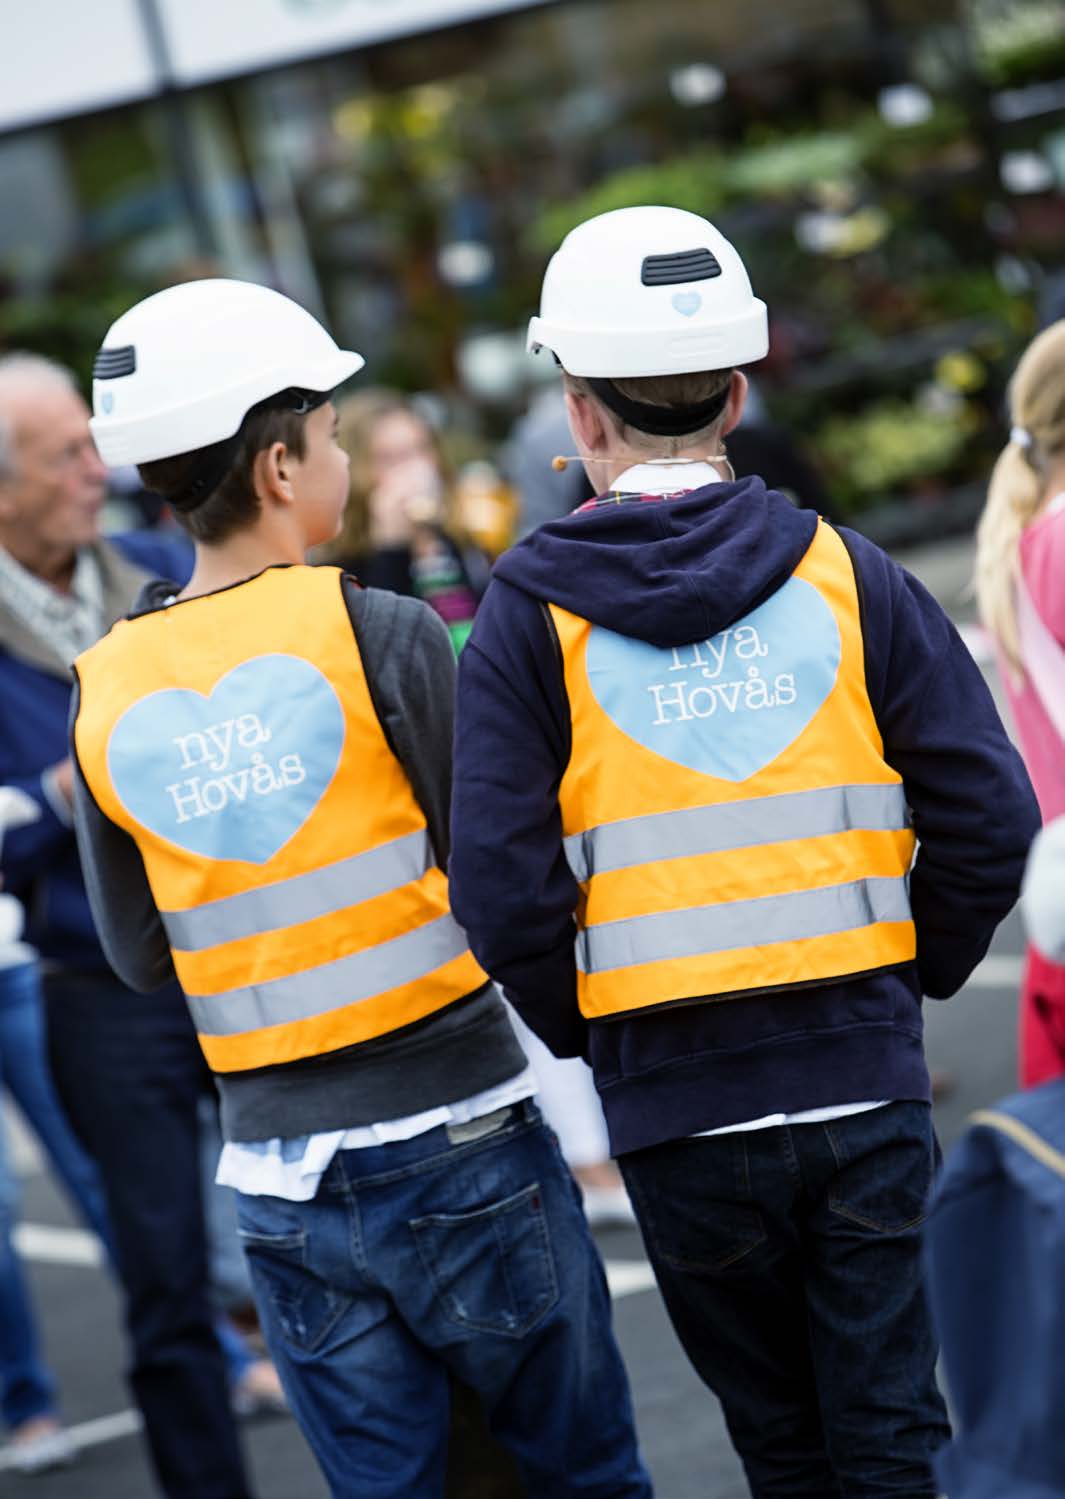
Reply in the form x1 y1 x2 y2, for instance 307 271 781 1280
658 1228 768 1274
827 1201 927 1234
342 1179 370 1278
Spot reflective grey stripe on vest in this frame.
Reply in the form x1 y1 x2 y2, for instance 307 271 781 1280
160 829 432 953
564 783 909 885
576 875 911 975
186 912 469 1036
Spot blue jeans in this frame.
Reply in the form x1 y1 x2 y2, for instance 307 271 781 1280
236 1099 652 1499
619 1101 950 1498
0 959 113 1430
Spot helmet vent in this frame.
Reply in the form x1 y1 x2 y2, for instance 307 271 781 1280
641 249 721 286
93 345 137 379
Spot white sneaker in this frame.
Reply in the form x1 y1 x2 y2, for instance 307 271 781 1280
7 1420 78 1475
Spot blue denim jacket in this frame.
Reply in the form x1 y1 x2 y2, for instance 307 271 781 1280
925 1078 1065 1499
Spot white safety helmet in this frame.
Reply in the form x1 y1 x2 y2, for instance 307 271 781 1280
90 279 364 467
528 206 768 378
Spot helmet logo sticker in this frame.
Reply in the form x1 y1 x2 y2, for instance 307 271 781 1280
672 292 703 318
106 654 346 863
100 392 114 414
585 578 841 782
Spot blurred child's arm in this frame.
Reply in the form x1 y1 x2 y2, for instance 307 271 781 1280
1023 817 1065 965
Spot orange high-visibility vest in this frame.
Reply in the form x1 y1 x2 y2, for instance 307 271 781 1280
549 521 916 1021
74 565 486 1072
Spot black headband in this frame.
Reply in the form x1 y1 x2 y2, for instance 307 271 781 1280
585 377 730 436
164 388 332 514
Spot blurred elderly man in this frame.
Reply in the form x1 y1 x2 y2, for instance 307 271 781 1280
0 354 253 1499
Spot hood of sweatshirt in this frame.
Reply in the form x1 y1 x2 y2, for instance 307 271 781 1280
493 476 820 650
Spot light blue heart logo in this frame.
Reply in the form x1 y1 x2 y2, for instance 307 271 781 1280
107 654 346 863
100 391 114 414
671 291 702 317
586 578 840 782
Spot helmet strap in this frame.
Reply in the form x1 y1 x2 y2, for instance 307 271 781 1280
585 377 730 437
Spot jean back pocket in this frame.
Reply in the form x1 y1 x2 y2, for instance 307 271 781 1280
411 1181 559 1339
238 1226 348 1353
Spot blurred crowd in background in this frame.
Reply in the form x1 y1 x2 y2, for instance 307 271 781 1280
2 0 1065 551
2 0 1065 1493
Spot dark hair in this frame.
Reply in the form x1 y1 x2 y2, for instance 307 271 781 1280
137 399 310 545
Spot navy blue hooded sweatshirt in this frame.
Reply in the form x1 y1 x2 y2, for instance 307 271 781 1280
449 477 1040 1157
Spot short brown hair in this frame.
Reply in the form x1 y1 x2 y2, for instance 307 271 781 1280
137 402 310 545
564 368 733 455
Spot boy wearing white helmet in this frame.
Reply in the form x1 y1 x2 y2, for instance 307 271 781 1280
70 279 652 1499
449 207 1039 1496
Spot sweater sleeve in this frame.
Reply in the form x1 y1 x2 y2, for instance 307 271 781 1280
449 580 587 1058
343 579 457 866
68 675 176 992
843 528 1041 998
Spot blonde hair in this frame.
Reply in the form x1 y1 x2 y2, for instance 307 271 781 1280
320 387 453 562
975 320 1065 675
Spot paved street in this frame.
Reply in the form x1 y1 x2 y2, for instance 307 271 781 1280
2 536 1028 1499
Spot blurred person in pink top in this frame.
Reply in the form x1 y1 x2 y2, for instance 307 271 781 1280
975 320 1065 1085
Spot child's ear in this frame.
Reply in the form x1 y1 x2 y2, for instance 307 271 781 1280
251 441 295 505
565 389 610 456
720 372 748 438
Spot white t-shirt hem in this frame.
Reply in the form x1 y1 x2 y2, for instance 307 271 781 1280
694 1099 890 1138
217 1067 539 1201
